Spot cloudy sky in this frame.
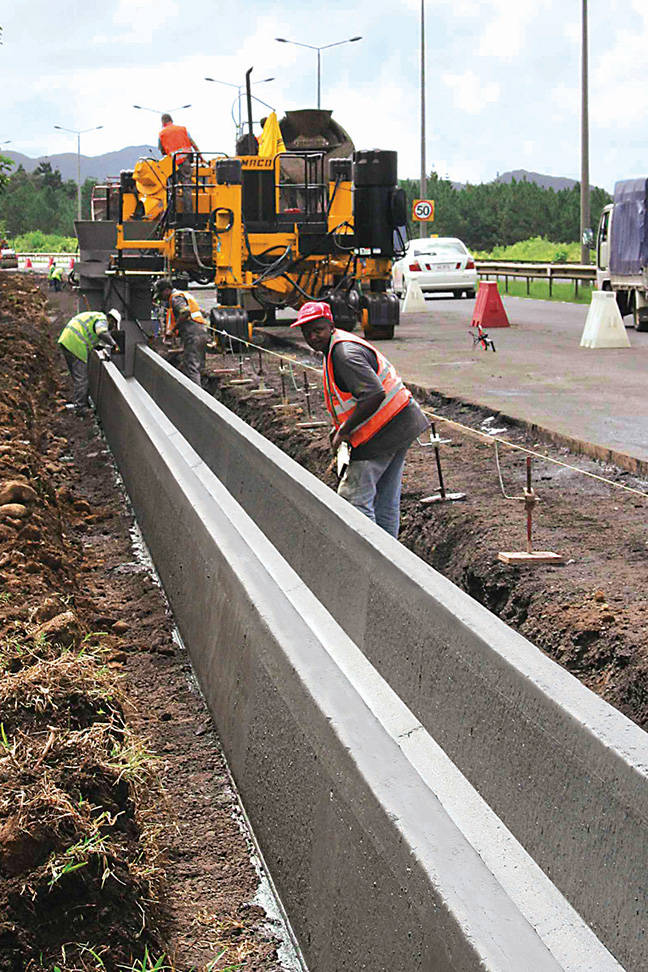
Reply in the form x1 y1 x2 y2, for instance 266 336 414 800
0 0 646 189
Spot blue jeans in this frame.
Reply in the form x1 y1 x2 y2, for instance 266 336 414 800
338 447 409 537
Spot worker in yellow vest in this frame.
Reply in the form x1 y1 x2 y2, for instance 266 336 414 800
292 301 428 537
58 309 120 410
153 278 208 385
49 264 63 292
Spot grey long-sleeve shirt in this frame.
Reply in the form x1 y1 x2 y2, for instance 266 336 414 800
330 341 429 460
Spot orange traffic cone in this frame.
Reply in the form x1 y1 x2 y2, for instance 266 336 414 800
471 281 509 328
47 256 54 268
68 257 75 270
25 257 33 271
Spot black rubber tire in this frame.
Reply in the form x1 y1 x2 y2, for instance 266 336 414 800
633 293 648 332
452 290 463 299
364 325 395 340
465 289 476 299
336 318 357 332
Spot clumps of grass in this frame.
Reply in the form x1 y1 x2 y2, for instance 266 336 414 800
0 635 165 969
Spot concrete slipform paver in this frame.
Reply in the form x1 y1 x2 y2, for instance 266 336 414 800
248 294 648 471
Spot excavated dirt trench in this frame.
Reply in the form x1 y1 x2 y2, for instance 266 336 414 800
201 342 648 731
0 276 286 971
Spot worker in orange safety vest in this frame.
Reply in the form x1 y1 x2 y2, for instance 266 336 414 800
153 278 208 386
292 301 428 537
158 113 202 213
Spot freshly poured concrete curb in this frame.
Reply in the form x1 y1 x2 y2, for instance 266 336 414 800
133 346 648 971
89 357 621 971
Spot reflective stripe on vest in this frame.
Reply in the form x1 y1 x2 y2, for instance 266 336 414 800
166 290 206 335
58 312 107 362
322 329 411 447
159 123 192 164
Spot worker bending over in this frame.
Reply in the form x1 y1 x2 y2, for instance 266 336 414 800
293 302 428 537
158 113 201 213
58 309 119 410
154 278 208 386
48 263 63 291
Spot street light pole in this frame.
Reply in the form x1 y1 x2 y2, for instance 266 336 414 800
132 103 192 115
317 48 321 109
275 36 362 109
580 0 590 263
53 124 103 220
204 78 274 136
420 0 426 238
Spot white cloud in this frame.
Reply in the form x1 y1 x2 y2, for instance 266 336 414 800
477 0 548 59
591 11 648 128
550 83 578 122
442 70 500 113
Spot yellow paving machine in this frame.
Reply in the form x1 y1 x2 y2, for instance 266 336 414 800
75 70 407 354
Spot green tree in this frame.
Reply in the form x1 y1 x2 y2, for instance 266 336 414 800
398 171 612 252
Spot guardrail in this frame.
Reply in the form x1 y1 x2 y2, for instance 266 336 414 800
8 252 598 299
9 252 597 294
476 260 596 297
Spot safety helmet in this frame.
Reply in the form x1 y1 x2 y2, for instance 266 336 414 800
107 308 122 327
290 300 333 328
153 277 173 297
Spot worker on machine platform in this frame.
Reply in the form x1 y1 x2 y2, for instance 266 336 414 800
292 302 428 537
58 309 120 410
158 113 201 213
153 278 208 386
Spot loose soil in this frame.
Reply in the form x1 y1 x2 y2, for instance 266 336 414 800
201 336 648 730
0 275 284 971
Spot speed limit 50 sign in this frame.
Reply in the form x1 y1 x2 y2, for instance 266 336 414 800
412 198 435 222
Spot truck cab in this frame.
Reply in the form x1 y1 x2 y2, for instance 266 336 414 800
596 203 613 290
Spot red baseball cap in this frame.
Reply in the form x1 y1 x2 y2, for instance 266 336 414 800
290 300 333 328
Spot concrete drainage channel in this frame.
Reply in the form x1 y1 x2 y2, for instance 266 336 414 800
89 346 648 972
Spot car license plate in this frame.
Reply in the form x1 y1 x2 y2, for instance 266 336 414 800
428 262 454 271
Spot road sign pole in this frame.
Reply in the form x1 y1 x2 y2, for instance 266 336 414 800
420 0 426 239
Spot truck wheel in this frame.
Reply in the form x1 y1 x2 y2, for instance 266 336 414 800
633 294 648 332
364 325 395 340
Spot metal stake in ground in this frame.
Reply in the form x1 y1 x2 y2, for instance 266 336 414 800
303 370 311 417
297 370 328 429
420 423 466 504
272 360 303 414
498 456 564 565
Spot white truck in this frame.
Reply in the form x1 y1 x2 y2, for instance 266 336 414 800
595 178 648 331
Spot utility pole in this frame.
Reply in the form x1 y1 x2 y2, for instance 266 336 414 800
420 0 426 238
580 0 590 263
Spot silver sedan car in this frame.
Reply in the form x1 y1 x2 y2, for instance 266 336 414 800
392 237 478 299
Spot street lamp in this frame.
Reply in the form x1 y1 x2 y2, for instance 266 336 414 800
53 124 103 220
275 36 362 109
132 103 192 115
204 77 274 134
580 0 590 263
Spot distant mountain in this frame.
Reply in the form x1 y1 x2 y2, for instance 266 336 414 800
3 146 160 183
494 169 579 191
2 151 589 194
